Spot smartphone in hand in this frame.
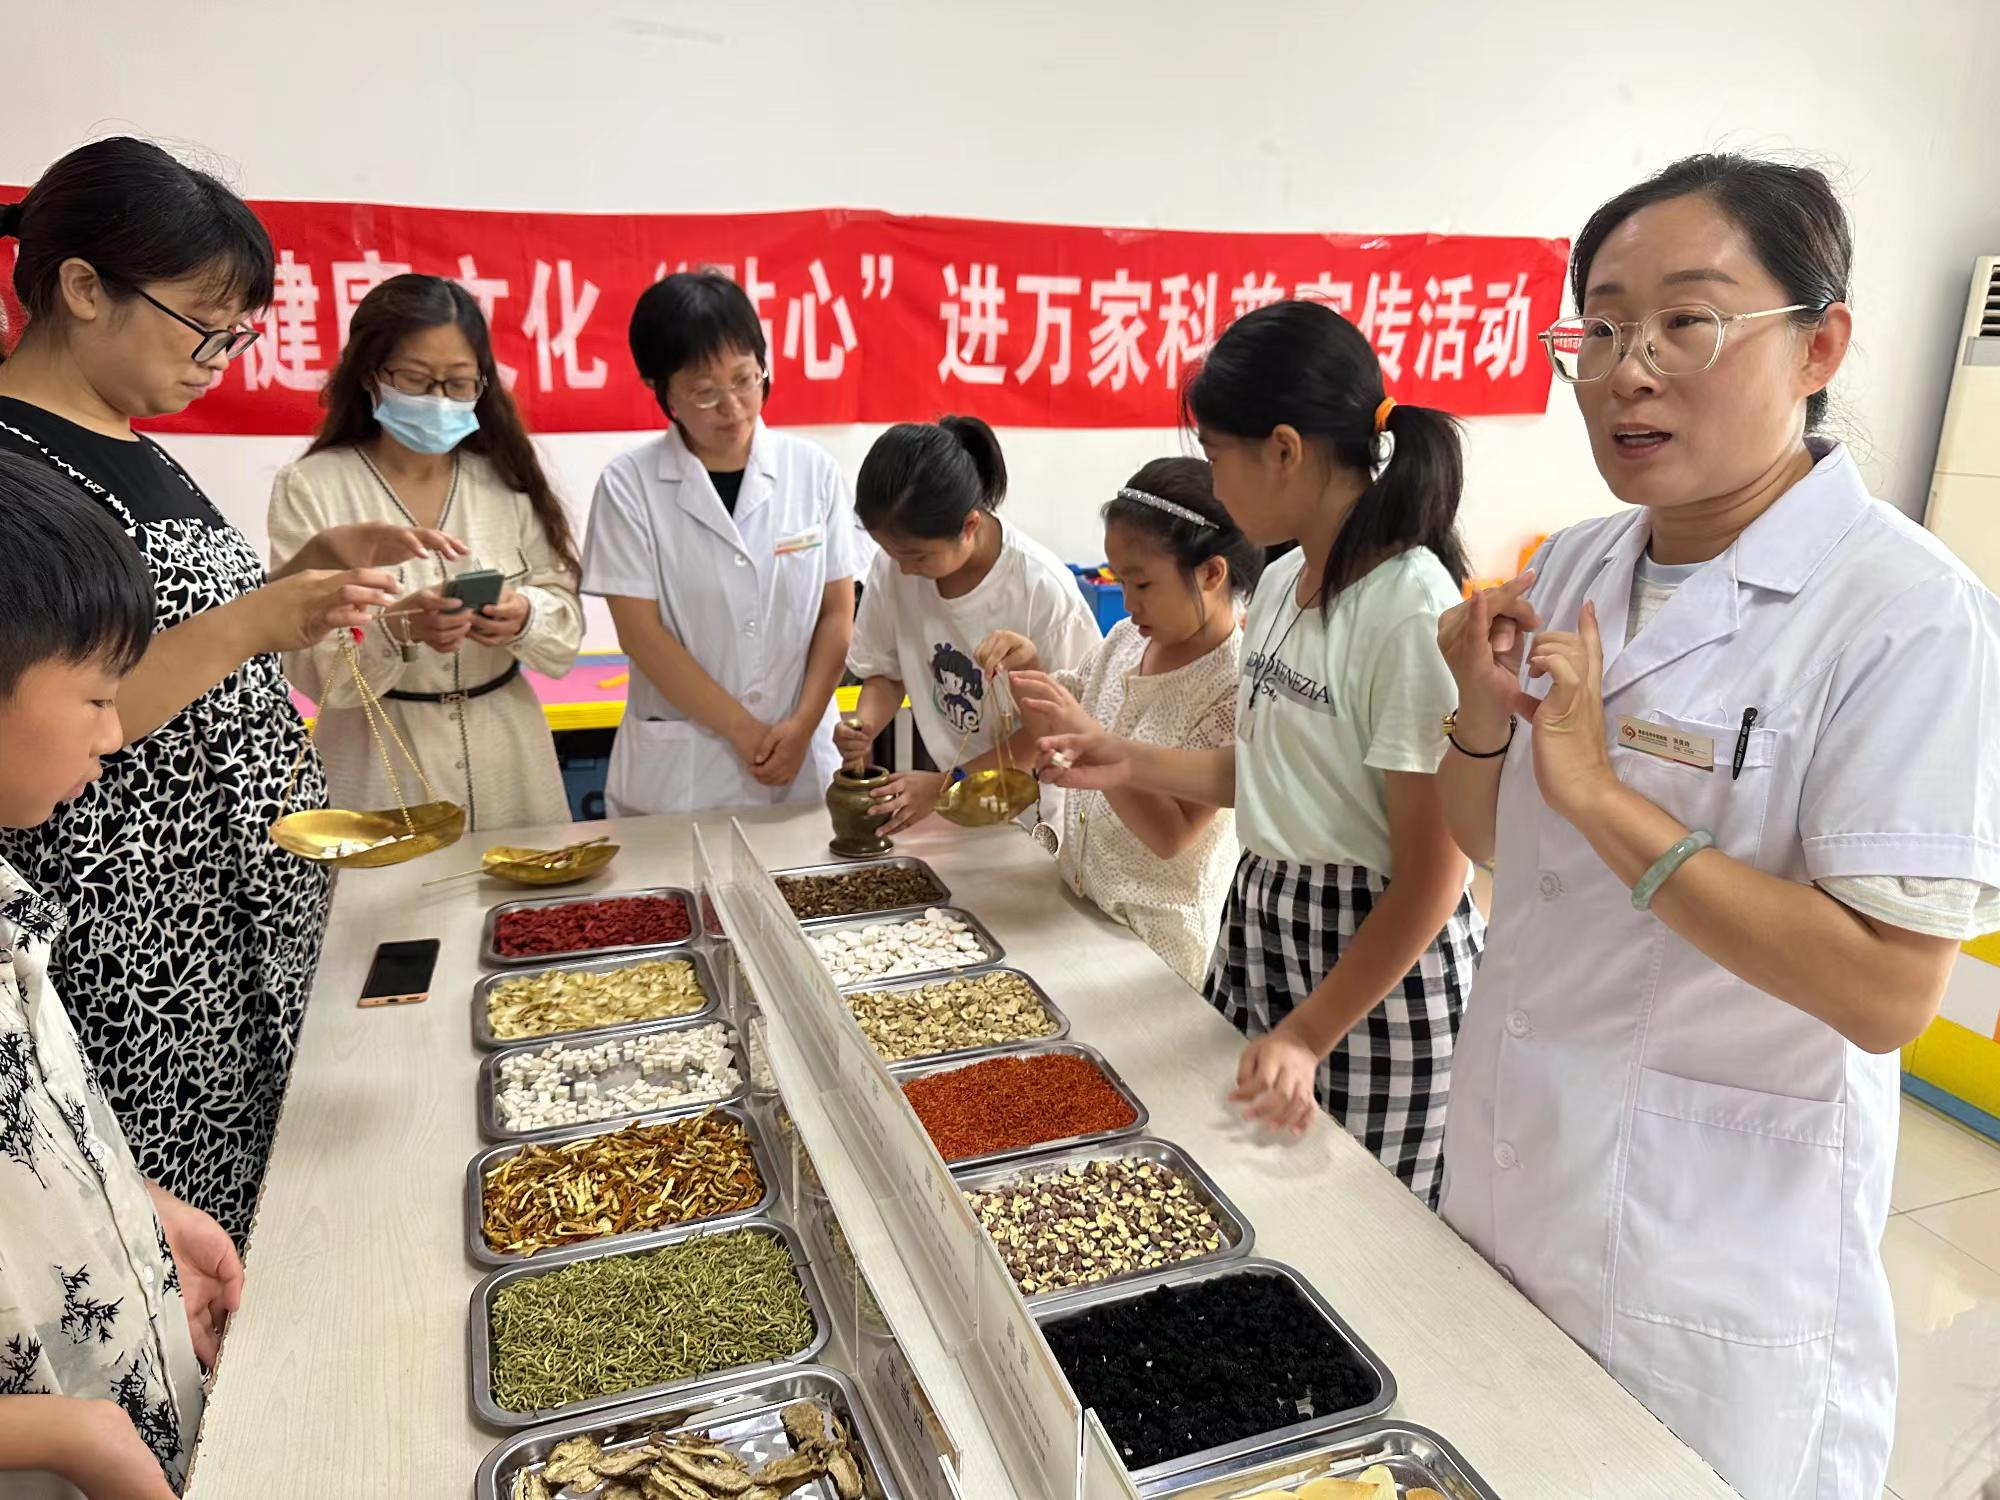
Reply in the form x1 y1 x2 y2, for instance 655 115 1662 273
444 568 505 613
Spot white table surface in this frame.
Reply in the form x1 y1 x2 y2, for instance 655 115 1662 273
186 806 1735 1498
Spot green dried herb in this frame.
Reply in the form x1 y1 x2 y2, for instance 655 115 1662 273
489 1229 815 1413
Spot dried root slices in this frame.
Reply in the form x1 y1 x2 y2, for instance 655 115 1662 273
512 1402 864 1500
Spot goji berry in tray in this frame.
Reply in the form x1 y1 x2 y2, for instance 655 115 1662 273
494 895 692 957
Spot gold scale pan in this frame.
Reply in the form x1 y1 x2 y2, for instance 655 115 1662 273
932 677 1041 829
269 638 465 869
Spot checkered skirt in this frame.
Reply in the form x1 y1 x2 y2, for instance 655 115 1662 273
1204 853 1484 1206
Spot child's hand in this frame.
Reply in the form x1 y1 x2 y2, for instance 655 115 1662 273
1231 1028 1320 1137
871 769 945 835
147 1184 241 1368
831 715 875 765
1008 670 1094 739
1035 728 1131 790
52 1398 179 1500
974 630 1039 679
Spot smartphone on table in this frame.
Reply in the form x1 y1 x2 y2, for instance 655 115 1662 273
358 938 440 1008
444 568 505 613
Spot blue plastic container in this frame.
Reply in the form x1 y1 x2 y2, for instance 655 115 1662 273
1071 565 1126 632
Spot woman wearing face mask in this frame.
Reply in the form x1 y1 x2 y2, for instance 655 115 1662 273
0 139 453 1245
268 274 583 831
1436 155 2000 1500
584 271 859 814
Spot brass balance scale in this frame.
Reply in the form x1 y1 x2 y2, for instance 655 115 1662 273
268 636 617 883
826 678 1041 858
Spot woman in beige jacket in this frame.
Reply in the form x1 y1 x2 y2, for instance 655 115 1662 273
269 274 582 832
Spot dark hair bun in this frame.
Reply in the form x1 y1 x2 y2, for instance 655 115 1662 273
938 414 1008 506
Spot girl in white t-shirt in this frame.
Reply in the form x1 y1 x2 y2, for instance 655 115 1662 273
982 458 1262 987
837 416 1101 835
1040 301 1483 1206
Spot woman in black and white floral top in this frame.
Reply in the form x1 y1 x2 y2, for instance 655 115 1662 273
0 141 455 1246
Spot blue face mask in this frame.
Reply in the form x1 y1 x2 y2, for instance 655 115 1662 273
372 385 480 454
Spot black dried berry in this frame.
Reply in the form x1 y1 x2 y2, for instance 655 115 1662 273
1042 1272 1378 1471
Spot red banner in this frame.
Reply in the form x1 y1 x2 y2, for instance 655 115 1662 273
0 195 1568 434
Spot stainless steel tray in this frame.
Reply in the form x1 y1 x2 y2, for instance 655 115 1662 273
840 964 1069 1069
471 947 720 1051
772 855 951 921
469 1216 829 1429
475 1364 907 1500
479 1013 747 1143
955 1135 1253 1302
1153 1420 1499 1500
892 1040 1148 1174
464 1101 779 1267
802 904 1007 988
1033 1257 1397 1491
1160 1424 1504 1500
480 885 698 968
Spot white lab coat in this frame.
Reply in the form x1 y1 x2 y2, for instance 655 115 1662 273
1441 442 2000 1500
581 421 857 815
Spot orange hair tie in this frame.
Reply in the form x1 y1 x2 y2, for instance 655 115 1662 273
1373 396 1397 434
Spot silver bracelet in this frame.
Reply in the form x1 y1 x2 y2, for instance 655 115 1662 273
1631 830 1715 911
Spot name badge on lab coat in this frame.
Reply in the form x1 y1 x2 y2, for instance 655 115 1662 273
774 528 824 556
1615 715 1714 772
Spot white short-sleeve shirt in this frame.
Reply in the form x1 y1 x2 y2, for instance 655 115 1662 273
1234 546 1463 872
848 515 1101 766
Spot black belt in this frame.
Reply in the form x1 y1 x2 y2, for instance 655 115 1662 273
384 661 520 705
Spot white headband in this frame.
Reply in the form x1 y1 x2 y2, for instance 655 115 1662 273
1116 487 1215 531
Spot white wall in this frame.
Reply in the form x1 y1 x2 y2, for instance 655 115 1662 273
10 0 2000 651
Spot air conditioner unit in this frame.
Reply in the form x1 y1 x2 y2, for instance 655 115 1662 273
1925 256 2000 588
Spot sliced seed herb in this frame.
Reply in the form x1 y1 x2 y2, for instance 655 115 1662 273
965 1156 1226 1296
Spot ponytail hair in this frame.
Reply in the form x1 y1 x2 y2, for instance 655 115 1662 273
1102 456 1264 600
855 414 1007 539
1182 300 1469 612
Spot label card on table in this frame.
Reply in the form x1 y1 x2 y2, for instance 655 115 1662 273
973 1238 1085 1500
1081 1412 1140 1500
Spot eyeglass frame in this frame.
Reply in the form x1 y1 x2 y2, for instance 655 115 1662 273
674 365 769 411
135 288 262 364
1537 301 1826 384
379 366 490 402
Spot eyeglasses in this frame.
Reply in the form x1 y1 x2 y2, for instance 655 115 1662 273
678 368 766 411
381 367 488 402
1538 303 1820 384
136 288 261 363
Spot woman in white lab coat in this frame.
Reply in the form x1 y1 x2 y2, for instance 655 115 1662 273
583 272 858 814
1436 154 2000 1500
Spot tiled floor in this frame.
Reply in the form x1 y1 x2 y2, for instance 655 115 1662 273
1884 1096 2000 1499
